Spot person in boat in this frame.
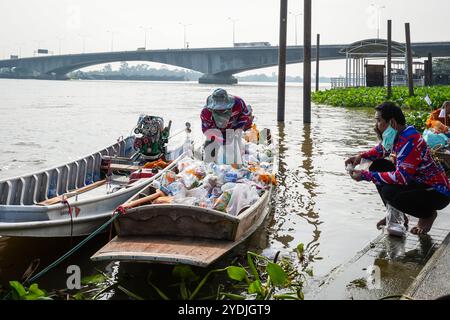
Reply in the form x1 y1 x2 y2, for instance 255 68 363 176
201 88 253 142
201 88 253 163
345 102 450 235
426 101 450 136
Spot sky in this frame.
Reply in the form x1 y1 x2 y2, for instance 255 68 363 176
1 0 449 77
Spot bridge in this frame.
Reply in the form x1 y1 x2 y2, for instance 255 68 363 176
1 41 450 84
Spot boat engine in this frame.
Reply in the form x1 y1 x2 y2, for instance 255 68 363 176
133 115 171 161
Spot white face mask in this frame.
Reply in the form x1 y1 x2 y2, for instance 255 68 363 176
382 124 398 152
212 110 232 129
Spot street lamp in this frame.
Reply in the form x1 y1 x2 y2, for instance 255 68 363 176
78 34 89 53
140 27 152 49
179 22 192 49
57 37 64 55
14 43 24 57
371 4 386 39
289 11 303 46
107 30 117 51
227 17 239 46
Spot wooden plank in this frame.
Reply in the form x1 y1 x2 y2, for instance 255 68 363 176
91 236 237 267
37 179 106 206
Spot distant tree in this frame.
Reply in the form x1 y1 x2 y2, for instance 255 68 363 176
102 64 113 73
434 59 450 75
119 62 129 73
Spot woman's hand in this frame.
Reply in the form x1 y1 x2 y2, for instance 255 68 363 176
345 155 362 167
350 170 363 182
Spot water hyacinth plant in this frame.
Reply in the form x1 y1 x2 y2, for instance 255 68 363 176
312 86 450 131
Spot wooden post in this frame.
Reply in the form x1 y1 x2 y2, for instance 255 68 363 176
387 20 392 98
428 52 433 86
405 23 414 96
315 33 320 92
303 0 312 124
277 0 288 122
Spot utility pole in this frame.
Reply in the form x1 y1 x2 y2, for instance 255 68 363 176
277 0 288 122
371 4 385 39
107 31 116 51
179 23 192 49
228 18 238 46
405 23 414 96
304 0 312 124
289 11 302 46
79 34 88 53
428 52 433 86
140 27 152 49
387 20 392 98
315 34 320 92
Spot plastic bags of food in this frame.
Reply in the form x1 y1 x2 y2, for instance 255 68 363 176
213 191 233 212
226 184 260 216
161 171 177 187
166 181 187 198
172 197 197 206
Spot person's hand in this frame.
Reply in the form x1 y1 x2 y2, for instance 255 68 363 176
345 155 362 167
350 170 363 182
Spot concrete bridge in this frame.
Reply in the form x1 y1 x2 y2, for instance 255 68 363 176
1 41 450 84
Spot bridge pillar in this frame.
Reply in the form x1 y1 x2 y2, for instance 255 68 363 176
198 74 238 85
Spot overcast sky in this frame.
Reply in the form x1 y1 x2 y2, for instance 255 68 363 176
1 0 449 76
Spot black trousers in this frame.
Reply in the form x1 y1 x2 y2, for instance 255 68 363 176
369 159 450 219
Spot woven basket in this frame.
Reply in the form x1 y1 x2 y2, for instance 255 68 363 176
431 147 450 177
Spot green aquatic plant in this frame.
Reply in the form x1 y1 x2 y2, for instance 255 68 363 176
405 110 429 132
312 86 450 110
8 281 52 300
3 243 312 301
145 243 312 300
312 86 450 131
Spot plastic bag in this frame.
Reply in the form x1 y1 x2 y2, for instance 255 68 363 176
221 182 237 193
386 203 407 237
172 197 197 206
167 181 187 198
226 184 260 216
209 163 231 185
213 191 232 212
177 157 195 172
161 171 177 187
202 174 218 189
178 172 200 189
187 186 209 199
423 129 448 148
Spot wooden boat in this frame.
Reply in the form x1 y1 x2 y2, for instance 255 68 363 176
92 130 276 267
0 117 191 237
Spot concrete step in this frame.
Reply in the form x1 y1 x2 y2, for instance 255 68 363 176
403 232 450 300
307 224 450 300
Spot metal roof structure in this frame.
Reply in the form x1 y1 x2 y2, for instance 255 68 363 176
339 38 410 58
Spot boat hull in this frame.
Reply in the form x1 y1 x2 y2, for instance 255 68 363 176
0 141 188 237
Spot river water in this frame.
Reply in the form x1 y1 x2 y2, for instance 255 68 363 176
0 79 447 299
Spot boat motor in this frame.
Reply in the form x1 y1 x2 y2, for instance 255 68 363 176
133 115 171 161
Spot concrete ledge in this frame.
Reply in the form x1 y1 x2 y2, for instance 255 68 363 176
403 232 450 300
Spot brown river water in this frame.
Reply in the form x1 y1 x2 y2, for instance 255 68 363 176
1 79 448 299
